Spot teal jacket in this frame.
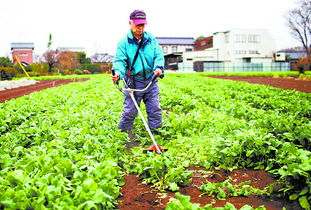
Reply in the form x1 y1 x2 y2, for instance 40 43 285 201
112 30 164 80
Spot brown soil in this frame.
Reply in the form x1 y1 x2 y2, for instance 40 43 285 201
0 79 89 103
0 76 306 209
118 167 301 210
207 76 311 93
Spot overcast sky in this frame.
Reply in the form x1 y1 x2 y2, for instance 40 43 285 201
1 0 301 58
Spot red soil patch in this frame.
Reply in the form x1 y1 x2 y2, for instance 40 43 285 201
118 167 301 210
207 76 311 93
0 79 89 103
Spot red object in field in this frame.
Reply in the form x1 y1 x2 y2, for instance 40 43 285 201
143 145 168 153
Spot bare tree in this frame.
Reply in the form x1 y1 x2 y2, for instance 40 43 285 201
286 0 311 57
42 33 58 73
42 50 58 73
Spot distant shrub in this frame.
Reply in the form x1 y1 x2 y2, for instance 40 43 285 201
81 64 102 74
28 63 50 76
81 63 112 74
74 69 83 75
0 67 17 80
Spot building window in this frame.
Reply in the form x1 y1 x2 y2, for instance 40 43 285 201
185 48 192 52
235 34 246 43
248 35 260 43
19 53 28 56
234 50 247 54
249 50 259 54
162 46 168 54
225 34 229 43
171 45 177 53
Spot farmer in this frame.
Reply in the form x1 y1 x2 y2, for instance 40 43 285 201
111 9 164 136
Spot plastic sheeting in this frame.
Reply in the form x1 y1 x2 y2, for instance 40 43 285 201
0 79 38 91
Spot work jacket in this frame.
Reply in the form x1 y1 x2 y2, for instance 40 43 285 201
112 30 164 80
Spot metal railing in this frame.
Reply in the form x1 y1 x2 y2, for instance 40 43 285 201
201 62 290 72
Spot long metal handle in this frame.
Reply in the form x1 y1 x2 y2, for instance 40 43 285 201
129 91 162 154
122 74 158 92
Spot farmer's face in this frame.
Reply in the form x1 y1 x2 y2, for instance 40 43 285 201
130 21 145 38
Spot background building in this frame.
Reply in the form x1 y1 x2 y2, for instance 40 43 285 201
11 42 34 65
91 53 114 63
180 29 287 72
184 28 276 64
194 36 213 51
56 47 85 53
156 37 194 55
156 37 194 70
275 50 309 71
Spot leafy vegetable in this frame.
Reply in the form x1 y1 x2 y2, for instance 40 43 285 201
1 73 310 209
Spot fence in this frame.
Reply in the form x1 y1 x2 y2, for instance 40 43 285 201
178 63 194 72
201 62 290 72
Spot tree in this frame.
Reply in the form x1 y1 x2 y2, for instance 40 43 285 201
47 33 52 49
42 50 58 72
286 0 311 57
76 52 91 64
0 57 13 67
41 33 58 73
0 57 15 80
196 35 205 40
57 51 80 74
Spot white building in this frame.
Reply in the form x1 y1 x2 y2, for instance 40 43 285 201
56 47 85 53
156 37 194 55
183 28 276 64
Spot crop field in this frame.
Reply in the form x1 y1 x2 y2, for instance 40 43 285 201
0 73 310 209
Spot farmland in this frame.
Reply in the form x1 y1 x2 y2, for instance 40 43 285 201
0 73 310 209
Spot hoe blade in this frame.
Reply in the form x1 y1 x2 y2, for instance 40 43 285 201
143 145 168 153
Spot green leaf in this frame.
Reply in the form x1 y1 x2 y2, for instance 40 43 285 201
78 201 96 210
168 193 201 209
7 170 26 186
299 196 310 209
300 162 311 171
105 160 118 167
82 178 98 192
225 202 238 209
299 187 309 196
289 193 299 200
1 200 16 208
169 182 180 191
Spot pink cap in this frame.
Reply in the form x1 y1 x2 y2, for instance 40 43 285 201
132 19 147 25
130 9 147 25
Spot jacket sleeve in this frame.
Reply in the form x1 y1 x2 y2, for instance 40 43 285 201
112 40 128 80
153 39 165 75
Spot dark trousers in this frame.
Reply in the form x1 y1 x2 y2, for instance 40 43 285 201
118 77 162 132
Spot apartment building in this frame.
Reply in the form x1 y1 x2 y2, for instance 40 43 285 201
183 28 276 64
